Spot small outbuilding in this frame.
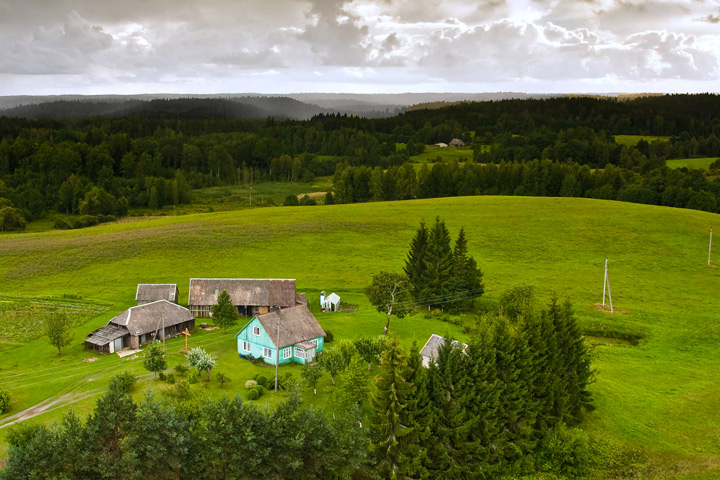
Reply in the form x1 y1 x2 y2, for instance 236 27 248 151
320 291 341 312
235 305 325 365
420 334 468 367
434 142 448 148
449 138 465 147
85 300 195 353
136 284 180 305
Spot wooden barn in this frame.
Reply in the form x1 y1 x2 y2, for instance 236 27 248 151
135 284 180 305
85 300 195 353
188 278 300 318
420 334 468 367
235 305 325 365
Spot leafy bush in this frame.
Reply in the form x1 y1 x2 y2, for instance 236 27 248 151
108 372 137 394
324 330 334 343
283 195 299 206
538 423 592 477
247 388 260 400
166 373 175 384
158 372 166 381
216 372 230 387
188 372 198 384
255 374 269 388
173 364 189 377
0 387 11 413
245 379 258 389
253 385 265 397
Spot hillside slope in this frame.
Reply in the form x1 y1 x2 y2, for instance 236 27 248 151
1 196 719 477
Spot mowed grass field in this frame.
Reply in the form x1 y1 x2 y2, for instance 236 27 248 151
1 196 720 478
666 158 718 170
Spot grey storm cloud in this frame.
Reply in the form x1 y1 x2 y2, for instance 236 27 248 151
0 0 718 93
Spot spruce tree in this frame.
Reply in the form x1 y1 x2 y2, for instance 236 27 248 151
464 324 501 476
426 337 473 479
370 336 414 479
404 221 429 299
404 341 433 479
449 227 484 311
211 289 239 333
421 217 454 308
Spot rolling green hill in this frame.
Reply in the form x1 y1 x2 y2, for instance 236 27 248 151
1 196 719 478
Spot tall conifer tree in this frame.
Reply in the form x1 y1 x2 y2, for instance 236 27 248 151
421 217 454 308
449 227 484 310
404 221 429 299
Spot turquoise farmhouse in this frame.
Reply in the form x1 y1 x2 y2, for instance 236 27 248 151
235 305 325 365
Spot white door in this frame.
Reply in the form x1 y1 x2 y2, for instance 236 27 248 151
114 337 123 352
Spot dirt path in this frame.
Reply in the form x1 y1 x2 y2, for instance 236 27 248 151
0 373 153 429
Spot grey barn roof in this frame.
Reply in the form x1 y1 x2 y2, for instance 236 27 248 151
85 324 128 346
109 300 194 336
255 305 326 349
136 284 179 303
188 278 296 307
420 334 468 362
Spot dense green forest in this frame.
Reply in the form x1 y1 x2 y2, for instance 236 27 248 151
1 94 720 231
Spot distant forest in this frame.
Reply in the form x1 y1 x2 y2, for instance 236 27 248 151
1 94 720 230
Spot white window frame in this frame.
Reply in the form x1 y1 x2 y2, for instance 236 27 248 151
242 341 251 352
294 347 305 359
263 347 272 359
253 326 260 336
282 347 291 360
310 338 318 348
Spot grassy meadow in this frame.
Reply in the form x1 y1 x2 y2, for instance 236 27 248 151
666 158 718 170
1 196 720 478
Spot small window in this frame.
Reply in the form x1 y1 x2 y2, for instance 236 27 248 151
294 347 305 359
310 338 318 347
253 326 260 336
263 347 272 359
243 341 251 352
282 347 291 360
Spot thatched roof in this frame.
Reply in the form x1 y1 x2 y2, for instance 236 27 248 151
136 284 179 303
254 305 325 349
109 300 194 336
420 334 468 361
188 278 297 307
449 138 465 147
295 292 308 305
85 324 128 346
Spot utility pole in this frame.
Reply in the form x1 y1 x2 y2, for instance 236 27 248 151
709 228 713 266
274 315 280 393
603 258 614 313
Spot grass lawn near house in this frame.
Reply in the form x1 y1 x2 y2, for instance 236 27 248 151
1 196 720 478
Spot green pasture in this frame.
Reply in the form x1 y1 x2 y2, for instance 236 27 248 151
666 158 718 170
1 196 720 478
615 135 671 147
406 144 479 166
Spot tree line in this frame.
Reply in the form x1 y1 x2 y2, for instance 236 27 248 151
2 94 720 230
332 158 720 213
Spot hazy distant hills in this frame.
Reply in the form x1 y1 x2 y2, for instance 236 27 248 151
0 92 569 120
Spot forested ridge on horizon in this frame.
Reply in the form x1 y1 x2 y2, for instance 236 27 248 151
2 94 720 231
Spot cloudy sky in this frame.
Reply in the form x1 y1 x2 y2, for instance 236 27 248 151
1 0 719 95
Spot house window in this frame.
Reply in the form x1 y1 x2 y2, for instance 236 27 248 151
253 326 260 336
243 341 251 352
263 347 272 359
294 347 305 359
310 338 318 348
282 347 291 360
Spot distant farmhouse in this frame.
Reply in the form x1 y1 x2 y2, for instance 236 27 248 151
136 283 179 305
85 300 195 354
420 334 469 367
320 291 341 312
449 138 465 147
235 305 325 365
188 278 304 318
